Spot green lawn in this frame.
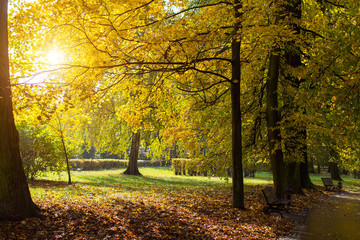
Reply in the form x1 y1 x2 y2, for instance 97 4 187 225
34 167 360 191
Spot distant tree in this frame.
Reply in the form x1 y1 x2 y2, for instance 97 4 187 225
123 130 142 175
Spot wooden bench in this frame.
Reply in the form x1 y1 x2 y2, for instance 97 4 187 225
321 177 342 191
262 187 291 217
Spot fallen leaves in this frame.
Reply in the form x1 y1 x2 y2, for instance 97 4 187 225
0 180 326 239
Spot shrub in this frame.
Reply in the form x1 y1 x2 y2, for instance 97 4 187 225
19 129 64 180
172 158 188 175
70 159 170 170
172 158 208 176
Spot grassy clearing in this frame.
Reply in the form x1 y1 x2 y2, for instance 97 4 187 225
33 167 360 196
30 167 231 207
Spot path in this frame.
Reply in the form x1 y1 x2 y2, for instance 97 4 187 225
282 191 360 240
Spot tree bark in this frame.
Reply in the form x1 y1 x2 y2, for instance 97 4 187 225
286 162 303 194
329 147 342 181
230 0 244 209
330 162 341 181
57 115 71 184
123 130 141 175
0 0 39 219
266 51 287 198
283 0 313 190
299 130 313 188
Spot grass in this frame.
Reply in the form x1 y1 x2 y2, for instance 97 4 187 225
29 167 360 210
309 172 360 192
30 167 232 204
33 167 360 196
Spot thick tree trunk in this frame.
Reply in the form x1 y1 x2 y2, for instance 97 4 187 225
266 52 287 199
329 147 342 181
286 162 303 194
230 0 244 210
0 1 39 219
330 162 342 181
283 0 313 190
299 133 313 188
308 158 315 173
124 130 141 175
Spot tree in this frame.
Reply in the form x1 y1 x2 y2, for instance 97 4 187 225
0 0 38 219
302 0 360 180
266 46 287 198
282 0 312 191
55 114 72 184
123 130 142 175
266 0 287 198
230 0 244 209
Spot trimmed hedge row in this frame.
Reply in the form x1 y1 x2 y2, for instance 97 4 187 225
172 158 187 175
70 159 170 171
172 158 208 176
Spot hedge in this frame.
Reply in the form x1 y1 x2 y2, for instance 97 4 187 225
172 158 187 175
70 159 170 171
172 158 208 176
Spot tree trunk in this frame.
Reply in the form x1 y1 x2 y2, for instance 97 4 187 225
286 162 303 194
266 51 287 199
308 158 315 173
0 1 39 219
60 132 71 184
299 136 313 188
283 0 313 190
330 162 342 181
230 0 244 209
124 130 141 175
57 115 71 184
329 147 342 181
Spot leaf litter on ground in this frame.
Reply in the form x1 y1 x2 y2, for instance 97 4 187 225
0 177 327 240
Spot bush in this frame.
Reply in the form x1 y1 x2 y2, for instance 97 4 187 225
172 158 188 175
172 158 208 176
19 129 64 180
70 159 170 170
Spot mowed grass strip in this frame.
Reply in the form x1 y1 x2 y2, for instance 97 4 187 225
30 167 360 202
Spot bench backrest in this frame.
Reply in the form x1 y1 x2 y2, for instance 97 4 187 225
321 177 334 186
262 187 277 203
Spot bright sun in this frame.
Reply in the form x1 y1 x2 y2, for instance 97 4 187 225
48 50 64 65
